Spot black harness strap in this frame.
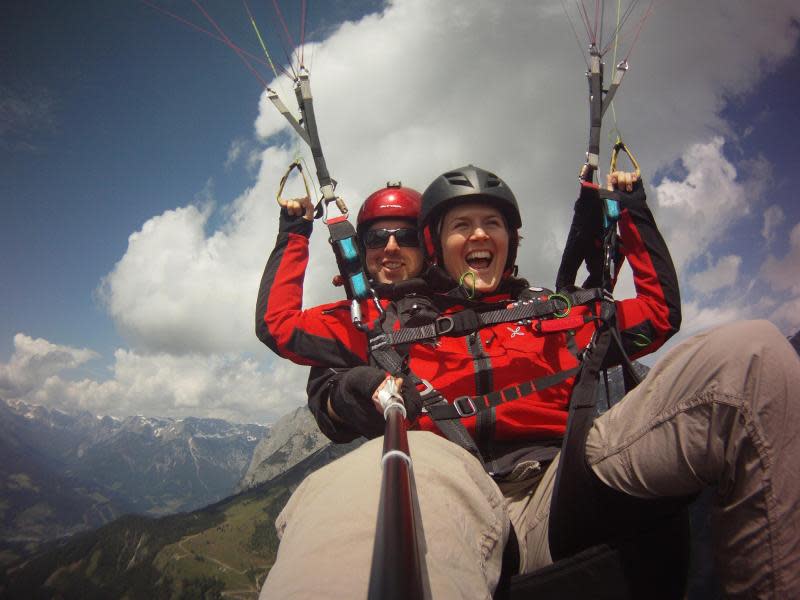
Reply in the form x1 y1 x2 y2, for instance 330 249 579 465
425 368 580 421
549 301 616 560
548 299 693 564
326 216 371 301
376 289 604 348
417 385 486 467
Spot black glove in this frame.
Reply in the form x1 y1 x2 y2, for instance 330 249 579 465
613 177 646 210
278 207 313 237
398 378 423 424
330 366 424 439
329 366 387 439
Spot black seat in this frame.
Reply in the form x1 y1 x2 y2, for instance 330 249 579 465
503 509 691 600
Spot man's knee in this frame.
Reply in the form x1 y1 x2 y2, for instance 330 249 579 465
705 319 786 354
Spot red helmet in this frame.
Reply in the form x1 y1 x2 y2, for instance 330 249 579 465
356 182 422 237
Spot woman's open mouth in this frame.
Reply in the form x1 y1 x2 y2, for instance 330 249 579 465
465 250 493 270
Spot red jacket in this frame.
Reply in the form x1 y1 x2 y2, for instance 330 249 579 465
257 189 680 445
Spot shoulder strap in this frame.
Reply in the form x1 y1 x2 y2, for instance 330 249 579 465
548 297 642 559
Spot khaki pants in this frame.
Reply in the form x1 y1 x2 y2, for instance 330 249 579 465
260 321 800 599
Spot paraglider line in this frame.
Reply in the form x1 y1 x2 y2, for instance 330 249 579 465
300 0 307 66
621 0 657 62
190 0 270 88
598 0 606 53
242 0 291 80
577 0 596 44
594 0 601 46
271 0 301 71
600 0 643 56
560 0 590 67
139 0 272 70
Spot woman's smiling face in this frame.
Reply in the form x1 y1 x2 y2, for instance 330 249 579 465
440 202 509 294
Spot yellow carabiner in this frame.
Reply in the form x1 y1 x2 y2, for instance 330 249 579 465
276 159 311 204
609 136 641 178
276 159 315 220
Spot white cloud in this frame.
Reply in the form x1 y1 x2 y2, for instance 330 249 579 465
651 138 755 271
761 221 800 294
762 204 785 244
0 334 98 397
224 138 247 170
100 142 357 358
688 254 741 295
1 334 307 424
89 0 800 420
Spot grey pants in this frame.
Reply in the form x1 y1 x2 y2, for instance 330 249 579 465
260 320 800 599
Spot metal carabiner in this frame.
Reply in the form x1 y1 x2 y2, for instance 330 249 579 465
322 194 349 224
276 159 313 212
609 137 641 178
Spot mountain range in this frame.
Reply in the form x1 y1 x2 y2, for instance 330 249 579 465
3 329 799 598
0 398 266 564
0 436 359 599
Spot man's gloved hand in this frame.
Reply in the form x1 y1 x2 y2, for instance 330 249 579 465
330 366 424 439
330 366 388 438
398 377 423 423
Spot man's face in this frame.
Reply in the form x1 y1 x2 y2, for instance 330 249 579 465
363 218 424 284
440 203 509 294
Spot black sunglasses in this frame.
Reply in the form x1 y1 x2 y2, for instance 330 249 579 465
363 227 420 249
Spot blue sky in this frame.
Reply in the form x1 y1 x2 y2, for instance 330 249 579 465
1 0 379 360
2 1 799 423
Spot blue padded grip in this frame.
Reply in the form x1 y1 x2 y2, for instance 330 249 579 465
338 237 359 263
350 272 369 299
603 198 620 227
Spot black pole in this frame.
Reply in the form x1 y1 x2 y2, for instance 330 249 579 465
367 405 426 600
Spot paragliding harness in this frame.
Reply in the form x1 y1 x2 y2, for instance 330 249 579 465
361 286 607 465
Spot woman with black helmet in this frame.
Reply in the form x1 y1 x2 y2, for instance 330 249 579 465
258 167 800 599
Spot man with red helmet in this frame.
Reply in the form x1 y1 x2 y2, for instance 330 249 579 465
356 183 424 285
257 182 428 442
317 183 427 441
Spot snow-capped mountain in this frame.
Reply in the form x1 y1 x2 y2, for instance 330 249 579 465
0 398 267 562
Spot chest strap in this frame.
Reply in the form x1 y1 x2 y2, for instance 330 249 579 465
364 321 487 467
370 288 604 350
424 367 580 421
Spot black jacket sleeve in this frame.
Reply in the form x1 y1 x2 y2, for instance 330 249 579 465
306 366 362 443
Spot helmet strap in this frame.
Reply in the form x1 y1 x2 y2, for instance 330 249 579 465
422 225 438 265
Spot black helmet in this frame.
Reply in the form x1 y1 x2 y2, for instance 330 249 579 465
419 165 521 272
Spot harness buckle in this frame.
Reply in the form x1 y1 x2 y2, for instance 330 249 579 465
453 396 478 417
416 378 434 397
435 316 454 335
